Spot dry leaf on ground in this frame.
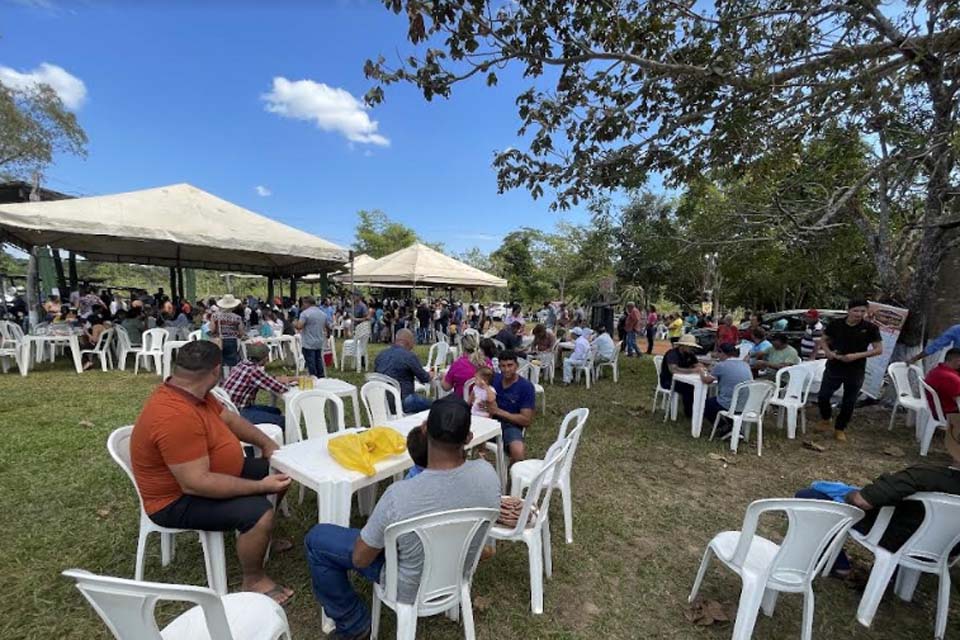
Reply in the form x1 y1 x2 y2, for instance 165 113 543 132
802 440 826 452
672 459 686 469
685 598 730 626
95 508 110 519
79 420 95 428
584 601 601 616
883 446 905 457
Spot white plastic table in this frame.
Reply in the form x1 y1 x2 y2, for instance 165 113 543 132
670 372 713 438
279 377 362 426
28 334 83 374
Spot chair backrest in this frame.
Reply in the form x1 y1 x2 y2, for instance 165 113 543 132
773 364 814 403
492 338 506 352
463 378 476 403
738 341 752 359
653 354 664 379
142 328 168 353
555 408 589 480
920 379 948 425
6 321 25 343
733 498 863 587
92 328 114 352
364 372 402 393
188 330 202 342
114 325 132 351
209 386 240 414
354 321 371 340
888 362 923 401
107 426 149 518
361 380 403 425
287 389 346 440
503 441 569 537
729 380 775 417
0 321 10 343
897 493 960 568
425 342 440 370
62 569 234 640
380 508 499 607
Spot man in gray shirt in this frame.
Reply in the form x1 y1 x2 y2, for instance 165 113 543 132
304 397 500 640
700 342 753 432
295 296 331 377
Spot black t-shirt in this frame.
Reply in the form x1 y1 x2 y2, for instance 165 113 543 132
660 348 699 388
824 318 881 372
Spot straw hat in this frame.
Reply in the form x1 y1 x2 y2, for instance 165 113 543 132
676 334 702 349
216 294 241 309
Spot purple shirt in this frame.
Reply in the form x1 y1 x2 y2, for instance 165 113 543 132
444 355 492 398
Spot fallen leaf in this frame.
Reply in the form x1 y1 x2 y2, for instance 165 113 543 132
707 453 724 461
883 446 905 457
686 598 731 626
78 420 95 428
583 601 601 616
473 595 492 612
627 410 641 417
95 508 110 519
672 459 686 469
802 440 825 452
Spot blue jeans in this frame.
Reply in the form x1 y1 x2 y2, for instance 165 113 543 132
402 393 432 414
417 327 429 344
794 488 851 573
625 330 639 355
704 397 724 424
302 347 326 378
240 404 285 432
305 524 384 636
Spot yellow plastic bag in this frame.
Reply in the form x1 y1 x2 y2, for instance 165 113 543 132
328 427 408 476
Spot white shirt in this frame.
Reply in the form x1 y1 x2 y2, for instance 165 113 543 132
570 335 591 361
594 332 616 361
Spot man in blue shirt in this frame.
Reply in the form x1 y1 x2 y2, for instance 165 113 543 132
374 329 433 414
487 350 537 463
700 343 753 435
910 323 960 365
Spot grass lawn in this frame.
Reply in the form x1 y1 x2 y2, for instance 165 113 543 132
1 340 955 639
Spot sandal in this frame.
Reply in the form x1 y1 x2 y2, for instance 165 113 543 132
260 584 294 606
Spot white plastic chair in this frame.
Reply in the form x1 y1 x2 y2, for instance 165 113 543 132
652 355 674 416
847 492 960 638
570 348 596 389
887 362 928 431
114 325 143 371
594 342 621 382
63 569 291 640
709 381 775 455
370 508 498 640
80 328 115 371
341 322 371 372
361 380 404 426
918 379 949 457
0 322 28 376
738 341 753 359
286 389 346 443
106 427 227 594
510 408 589 544
135 328 169 375
797 358 827 396
324 334 337 370
488 441 569 614
210 386 241 414
517 359 546 412
766 364 815 439
689 498 863 640
187 329 202 341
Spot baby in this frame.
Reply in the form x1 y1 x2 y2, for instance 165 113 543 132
404 423 429 479
469 366 496 418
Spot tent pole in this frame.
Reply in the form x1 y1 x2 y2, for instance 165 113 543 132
52 249 67 297
168 267 177 305
290 276 297 302
26 247 39 330
67 252 78 293
267 277 274 304
349 250 355 323
177 266 185 305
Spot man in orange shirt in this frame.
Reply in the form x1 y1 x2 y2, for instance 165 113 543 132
131 341 293 604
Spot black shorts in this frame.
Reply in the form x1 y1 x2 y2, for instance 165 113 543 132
148 458 272 534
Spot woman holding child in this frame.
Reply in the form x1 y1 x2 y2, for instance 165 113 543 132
440 330 492 398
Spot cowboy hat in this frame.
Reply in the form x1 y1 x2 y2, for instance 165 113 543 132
216 294 241 309
676 334 702 349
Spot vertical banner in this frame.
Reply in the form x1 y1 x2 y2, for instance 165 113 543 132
863 301 910 398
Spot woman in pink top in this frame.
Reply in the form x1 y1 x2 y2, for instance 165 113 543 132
441 332 492 398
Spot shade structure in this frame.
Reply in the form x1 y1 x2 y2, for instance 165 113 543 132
337 242 507 289
0 183 349 276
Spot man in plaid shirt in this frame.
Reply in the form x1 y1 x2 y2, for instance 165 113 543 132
222 343 296 430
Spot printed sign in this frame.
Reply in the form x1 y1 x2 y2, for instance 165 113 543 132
862 301 910 398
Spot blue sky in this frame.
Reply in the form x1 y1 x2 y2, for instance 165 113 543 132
1 0 601 255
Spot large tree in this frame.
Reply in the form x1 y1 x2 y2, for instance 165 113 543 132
0 82 86 180
366 0 960 338
353 209 420 258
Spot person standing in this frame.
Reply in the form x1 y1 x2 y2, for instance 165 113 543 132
296 296 331 378
814 298 883 442
623 302 642 357
800 309 825 360
645 305 658 354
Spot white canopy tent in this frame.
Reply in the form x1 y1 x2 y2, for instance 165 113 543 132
301 253 375 283
0 183 350 276
336 242 507 289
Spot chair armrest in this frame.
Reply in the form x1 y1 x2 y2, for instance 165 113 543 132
860 505 895 546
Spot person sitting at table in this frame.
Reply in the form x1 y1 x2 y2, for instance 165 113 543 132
924 348 960 419
562 327 592 384
700 342 753 435
222 343 296 430
746 327 773 367
495 321 525 352
490 349 537 463
592 324 616 364
375 328 433 414
79 312 112 370
121 307 146 346
715 314 739 350
660 334 704 418
304 396 500 640
131 341 294 605
441 331 491 398
43 294 61 321
756 333 800 375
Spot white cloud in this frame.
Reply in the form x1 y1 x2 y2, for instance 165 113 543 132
255 185 272 197
456 233 501 242
261 77 389 147
9 0 58 9
0 62 87 109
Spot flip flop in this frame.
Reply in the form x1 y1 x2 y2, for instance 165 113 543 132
261 584 294 607
270 538 295 554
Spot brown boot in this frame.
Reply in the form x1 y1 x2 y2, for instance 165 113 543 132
834 430 848 443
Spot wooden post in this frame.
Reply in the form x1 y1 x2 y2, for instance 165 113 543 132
267 277 274 304
68 252 78 293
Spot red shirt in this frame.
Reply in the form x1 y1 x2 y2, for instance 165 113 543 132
925 363 960 414
717 324 739 347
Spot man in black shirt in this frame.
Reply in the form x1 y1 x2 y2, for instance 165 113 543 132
660 334 703 418
814 298 883 442
495 322 525 352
